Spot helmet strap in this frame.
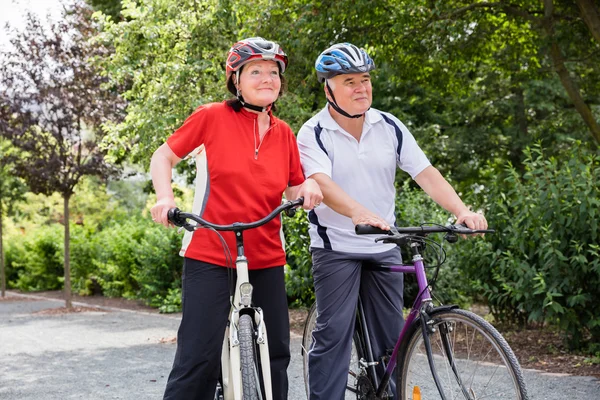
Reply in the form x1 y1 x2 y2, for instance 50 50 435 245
235 70 272 113
325 82 365 119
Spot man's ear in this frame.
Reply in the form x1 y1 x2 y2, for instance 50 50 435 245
324 83 332 102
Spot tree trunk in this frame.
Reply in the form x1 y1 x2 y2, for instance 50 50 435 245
543 0 600 145
0 198 5 298
576 0 600 45
63 194 72 308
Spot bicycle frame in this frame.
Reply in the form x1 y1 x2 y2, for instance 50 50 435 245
221 233 273 400
356 243 439 399
168 198 304 400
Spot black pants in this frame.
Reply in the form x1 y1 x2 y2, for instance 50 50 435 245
163 258 290 400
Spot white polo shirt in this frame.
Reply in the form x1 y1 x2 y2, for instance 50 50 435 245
297 106 431 253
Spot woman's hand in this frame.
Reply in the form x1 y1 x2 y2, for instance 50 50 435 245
296 178 323 210
151 197 177 227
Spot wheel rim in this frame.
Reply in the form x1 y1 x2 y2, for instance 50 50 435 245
402 312 523 399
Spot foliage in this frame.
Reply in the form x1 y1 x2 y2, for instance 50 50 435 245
0 2 125 306
4 174 189 310
0 4 123 199
95 0 238 166
394 181 475 308
0 139 27 295
283 208 312 307
461 141 600 349
85 0 123 21
9 225 64 291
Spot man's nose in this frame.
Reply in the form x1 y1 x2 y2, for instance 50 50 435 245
355 82 368 92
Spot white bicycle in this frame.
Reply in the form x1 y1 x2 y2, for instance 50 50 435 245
168 197 303 400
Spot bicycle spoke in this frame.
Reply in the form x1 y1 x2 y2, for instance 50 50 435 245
400 310 527 400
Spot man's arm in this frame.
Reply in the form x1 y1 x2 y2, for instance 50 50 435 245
309 172 390 230
414 166 488 230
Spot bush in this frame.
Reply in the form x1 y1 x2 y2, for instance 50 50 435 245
283 208 313 307
10 225 64 291
395 181 473 308
462 142 600 348
92 215 183 307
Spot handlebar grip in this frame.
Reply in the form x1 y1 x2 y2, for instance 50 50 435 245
284 197 304 217
167 208 183 226
355 224 392 235
450 223 495 234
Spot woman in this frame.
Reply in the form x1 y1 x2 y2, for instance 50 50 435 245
150 37 322 400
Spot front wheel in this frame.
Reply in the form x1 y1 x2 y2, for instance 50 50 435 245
302 303 366 399
238 314 262 400
398 308 528 399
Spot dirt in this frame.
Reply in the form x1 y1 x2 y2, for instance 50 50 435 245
4 291 599 379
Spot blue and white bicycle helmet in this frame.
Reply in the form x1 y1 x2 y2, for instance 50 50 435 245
315 43 375 118
315 43 375 83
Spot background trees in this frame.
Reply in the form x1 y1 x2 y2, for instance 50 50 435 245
0 3 123 307
2 0 598 348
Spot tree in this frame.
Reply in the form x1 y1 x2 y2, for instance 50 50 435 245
0 140 26 297
97 0 239 166
86 0 124 21
0 2 123 307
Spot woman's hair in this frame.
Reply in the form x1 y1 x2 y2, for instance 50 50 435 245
225 64 287 112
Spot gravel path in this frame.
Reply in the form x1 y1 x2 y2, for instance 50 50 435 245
0 295 597 399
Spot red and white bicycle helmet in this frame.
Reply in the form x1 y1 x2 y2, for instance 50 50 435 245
226 37 288 81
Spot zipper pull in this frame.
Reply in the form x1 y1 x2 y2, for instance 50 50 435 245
254 149 258 160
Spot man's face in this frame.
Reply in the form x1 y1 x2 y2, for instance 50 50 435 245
326 72 372 116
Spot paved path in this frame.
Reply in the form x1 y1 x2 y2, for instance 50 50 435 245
0 295 598 399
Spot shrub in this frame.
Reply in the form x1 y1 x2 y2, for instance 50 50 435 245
395 181 473 308
92 214 183 306
11 225 64 291
461 142 600 348
283 208 313 307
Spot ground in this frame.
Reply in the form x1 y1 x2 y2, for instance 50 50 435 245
3 291 599 379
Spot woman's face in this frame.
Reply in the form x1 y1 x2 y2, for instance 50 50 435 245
236 60 281 108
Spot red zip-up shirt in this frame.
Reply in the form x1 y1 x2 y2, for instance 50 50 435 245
167 101 305 269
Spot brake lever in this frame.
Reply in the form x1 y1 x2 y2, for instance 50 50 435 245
374 236 392 243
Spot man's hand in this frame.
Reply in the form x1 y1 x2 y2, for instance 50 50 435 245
456 210 488 236
351 207 390 231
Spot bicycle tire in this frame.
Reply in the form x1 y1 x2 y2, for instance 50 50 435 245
238 314 261 400
302 303 366 399
398 308 528 399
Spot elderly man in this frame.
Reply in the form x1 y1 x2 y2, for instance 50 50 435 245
297 42 488 400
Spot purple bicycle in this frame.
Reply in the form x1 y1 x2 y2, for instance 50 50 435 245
302 224 528 399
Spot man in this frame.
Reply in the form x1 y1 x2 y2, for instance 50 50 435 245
296 42 488 400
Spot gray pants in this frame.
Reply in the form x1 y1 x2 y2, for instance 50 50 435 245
308 247 404 400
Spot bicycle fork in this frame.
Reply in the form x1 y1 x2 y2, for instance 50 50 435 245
419 309 474 400
222 251 273 400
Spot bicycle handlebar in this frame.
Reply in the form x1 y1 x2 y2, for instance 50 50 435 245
355 223 495 236
167 197 305 232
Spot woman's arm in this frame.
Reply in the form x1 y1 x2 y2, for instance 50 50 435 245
284 178 323 210
150 143 182 226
